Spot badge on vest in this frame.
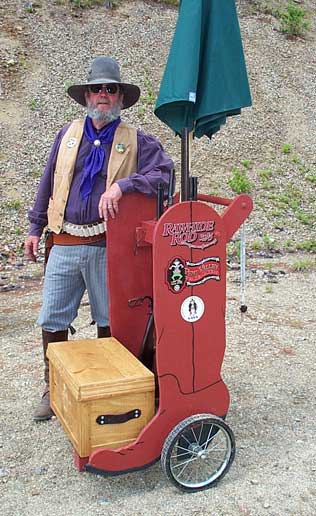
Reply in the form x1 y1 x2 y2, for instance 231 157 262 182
115 143 126 154
67 137 77 148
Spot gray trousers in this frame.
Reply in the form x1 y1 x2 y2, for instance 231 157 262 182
37 244 109 332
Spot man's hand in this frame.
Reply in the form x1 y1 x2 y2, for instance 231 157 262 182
24 235 40 262
98 183 122 221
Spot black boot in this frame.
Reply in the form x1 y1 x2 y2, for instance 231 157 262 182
33 329 68 422
97 326 111 338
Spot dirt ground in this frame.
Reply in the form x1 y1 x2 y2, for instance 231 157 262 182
0 1 315 514
1 257 315 516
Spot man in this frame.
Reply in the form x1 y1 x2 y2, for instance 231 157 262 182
24 56 173 421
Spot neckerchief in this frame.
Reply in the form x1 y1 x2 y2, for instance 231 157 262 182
80 116 121 200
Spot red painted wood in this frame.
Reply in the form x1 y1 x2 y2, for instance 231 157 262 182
222 194 253 241
74 450 89 472
88 376 229 472
106 193 156 357
87 196 253 473
197 193 232 206
153 201 227 394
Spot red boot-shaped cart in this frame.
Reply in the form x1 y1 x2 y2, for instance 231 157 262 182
82 191 252 491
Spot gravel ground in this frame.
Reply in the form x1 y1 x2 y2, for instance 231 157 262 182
1 1 316 514
0 259 316 515
0 0 316 257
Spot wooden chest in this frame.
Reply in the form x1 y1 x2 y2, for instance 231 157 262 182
47 338 155 457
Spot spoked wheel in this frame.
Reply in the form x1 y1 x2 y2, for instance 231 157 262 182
161 414 235 492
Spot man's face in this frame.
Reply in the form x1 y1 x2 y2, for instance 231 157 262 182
85 83 123 122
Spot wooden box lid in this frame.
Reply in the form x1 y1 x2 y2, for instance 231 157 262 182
47 338 155 402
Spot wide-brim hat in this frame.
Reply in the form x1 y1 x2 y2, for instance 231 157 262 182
67 56 140 109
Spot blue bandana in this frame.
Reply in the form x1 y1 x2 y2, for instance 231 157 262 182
80 116 121 200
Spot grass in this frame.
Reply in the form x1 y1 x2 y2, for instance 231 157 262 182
52 0 115 7
306 174 316 184
295 211 314 226
228 166 252 194
30 169 43 178
69 0 105 8
262 234 276 250
249 141 316 251
282 143 292 154
140 74 156 106
5 200 22 210
29 99 40 110
284 239 296 252
279 2 310 37
258 169 273 181
292 258 316 272
227 240 241 261
137 73 157 120
297 240 316 253
241 159 252 169
153 0 179 5
247 1 310 38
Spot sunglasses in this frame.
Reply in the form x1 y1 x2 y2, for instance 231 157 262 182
88 84 119 95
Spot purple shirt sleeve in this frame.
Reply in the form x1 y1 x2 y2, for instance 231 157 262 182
28 123 174 237
28 124 70 237
117 131 174 197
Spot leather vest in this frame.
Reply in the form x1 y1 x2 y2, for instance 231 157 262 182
47 119 137 233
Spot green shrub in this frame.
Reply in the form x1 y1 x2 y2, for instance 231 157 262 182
279 2 309 37
228 166 252 194
282 143 292 154
297 240 316 253
241 159 251 169
70 0 105 8
292 258 316 272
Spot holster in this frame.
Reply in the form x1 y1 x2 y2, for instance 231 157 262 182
44 230 54 272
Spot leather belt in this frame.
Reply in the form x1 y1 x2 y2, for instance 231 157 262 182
52 232 106 246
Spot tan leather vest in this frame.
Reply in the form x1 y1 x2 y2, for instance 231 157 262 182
47 119 137 233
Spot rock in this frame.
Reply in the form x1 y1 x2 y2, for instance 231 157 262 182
99 496 110 505
0 284 21 292
34 466 47 475
0 468 9 477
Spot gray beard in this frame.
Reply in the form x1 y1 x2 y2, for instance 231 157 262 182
86 103 121 123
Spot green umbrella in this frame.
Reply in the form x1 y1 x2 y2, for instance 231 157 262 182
154 0 252 140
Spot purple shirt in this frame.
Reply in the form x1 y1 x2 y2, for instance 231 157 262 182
28 121 174 236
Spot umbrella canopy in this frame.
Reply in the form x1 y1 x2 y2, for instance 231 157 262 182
154 0 252 139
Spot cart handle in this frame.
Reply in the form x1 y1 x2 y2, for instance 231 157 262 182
173 192 232 207
197 194 232 206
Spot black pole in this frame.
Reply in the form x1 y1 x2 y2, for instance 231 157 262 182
190 176 198 201
181 127 190 202
157 182 164 219
167 169 176 207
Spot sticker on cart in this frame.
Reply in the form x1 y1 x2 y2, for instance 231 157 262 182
166 257 186 293
181 296 205 323
185 257 221 285
162 220 217 250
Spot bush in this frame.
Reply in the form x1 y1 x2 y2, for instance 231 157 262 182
228 167 252 194
279 2 309 37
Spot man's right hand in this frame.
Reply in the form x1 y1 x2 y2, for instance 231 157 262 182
24 235 40 262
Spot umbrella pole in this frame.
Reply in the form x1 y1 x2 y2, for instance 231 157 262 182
180 127 190 202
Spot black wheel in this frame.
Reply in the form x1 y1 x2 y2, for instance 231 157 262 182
161 414 235 492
